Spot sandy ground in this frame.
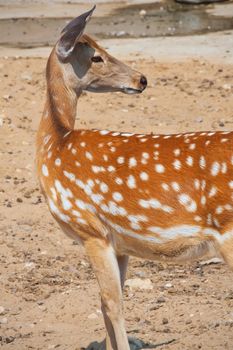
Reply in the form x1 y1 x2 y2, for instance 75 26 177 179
1 53 233 349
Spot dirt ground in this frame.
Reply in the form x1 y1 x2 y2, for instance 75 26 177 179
1 52 233 350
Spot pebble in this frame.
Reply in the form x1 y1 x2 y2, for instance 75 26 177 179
20 73 32 81
139 9 147 17
0 317 8 324
199 257 223 266
195 116 203 123
222 83 231 90
3 94 12 101
87 313 98 320
24 262 35 269
125 278 153 291
116 31 126 37
157 296 166 303
164 282 173 288
162 317 169 324
0 306 6 315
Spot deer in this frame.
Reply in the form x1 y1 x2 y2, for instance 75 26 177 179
36 6 233 350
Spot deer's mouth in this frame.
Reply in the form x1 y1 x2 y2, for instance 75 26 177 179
122 87 143 94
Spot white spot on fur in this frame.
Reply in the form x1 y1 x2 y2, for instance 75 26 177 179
229 181 233 189
208 186 217 198
216 206 223 214
211 162 220 176
117 156 125 164
194 179 200 190
100 182 108 193
161 183 169 191
86 151 93 161
173 159 181 170
112 192 123 202
63 170 75 182
50 187 57 201
171 182 180 192
91 193 104 205
108 201 127 216
142 152 150 159
48 198 70 223
173 149 180 156
221 162 227 174
178 193 197 212
72 209 81 217
140 172 149 181
201 195 206 206
194 215 202 222
100 130 109 135
92 165 106 173
115 177 123 185
148 225 200 239
186 156 193 167
42 164 49 177
199 156 206 169
43 134 51 145
108 165 116 172
189 143 196 150
75 199 87 210
127 175 136 189
129 157 137 168
55 158 61 166
139 198 174 213
155 164 165 173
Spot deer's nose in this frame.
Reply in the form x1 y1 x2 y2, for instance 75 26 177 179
140 75 147 89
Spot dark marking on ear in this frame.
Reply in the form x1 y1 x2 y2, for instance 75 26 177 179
56 5 96 61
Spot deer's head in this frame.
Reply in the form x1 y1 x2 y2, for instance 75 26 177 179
53 6 147 95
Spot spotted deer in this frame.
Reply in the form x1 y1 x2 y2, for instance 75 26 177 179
36 6 233 350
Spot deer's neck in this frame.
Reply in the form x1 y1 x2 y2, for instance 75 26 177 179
37 52 81 152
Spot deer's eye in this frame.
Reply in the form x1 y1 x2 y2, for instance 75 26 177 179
91 55 104 63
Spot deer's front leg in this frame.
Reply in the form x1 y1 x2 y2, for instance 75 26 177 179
84 238 130 350
101 255 129 350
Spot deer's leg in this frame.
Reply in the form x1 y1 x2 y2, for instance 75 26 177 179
84 238 130 350
102 255 129 350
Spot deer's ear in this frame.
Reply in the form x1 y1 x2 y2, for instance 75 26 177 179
56 5 96 61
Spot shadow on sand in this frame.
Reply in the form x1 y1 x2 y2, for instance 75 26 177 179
84 336 176 350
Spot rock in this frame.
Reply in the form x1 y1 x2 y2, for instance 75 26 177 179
116 31 126 37
88 313 98 320
222 83 231 90
135 270 146 278
199 257 223 266
157 296 166 303
139 9 147 17
195 116 203 123
5 336 14 344
20 73 32 81
162 317 169 324
3 95 12 101
0 317 8 324
125 278 153 291
0 306 6 315
24 262 35 269
164 282 173 288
